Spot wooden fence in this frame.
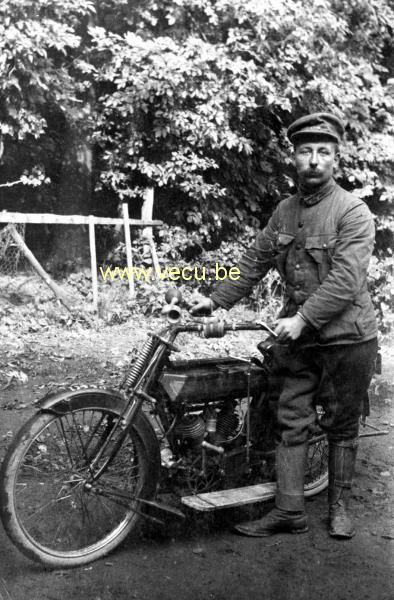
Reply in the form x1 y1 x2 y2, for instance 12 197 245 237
0 205 163 312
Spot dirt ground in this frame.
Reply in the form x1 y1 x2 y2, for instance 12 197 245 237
0 309 393 600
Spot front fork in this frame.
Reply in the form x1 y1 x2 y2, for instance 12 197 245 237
87 335 171 480
84 392 145 481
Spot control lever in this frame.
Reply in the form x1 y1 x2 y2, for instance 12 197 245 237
257 321 278 338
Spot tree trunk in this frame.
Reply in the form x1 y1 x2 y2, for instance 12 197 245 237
51 140 93 272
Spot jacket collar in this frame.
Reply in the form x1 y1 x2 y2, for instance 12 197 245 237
298 178 337 206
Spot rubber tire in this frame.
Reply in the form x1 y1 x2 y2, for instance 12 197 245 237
0 396 160 569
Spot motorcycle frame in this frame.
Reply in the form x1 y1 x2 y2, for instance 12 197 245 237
62 320 275 483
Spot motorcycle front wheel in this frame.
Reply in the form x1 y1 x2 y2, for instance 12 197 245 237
0 399 160 568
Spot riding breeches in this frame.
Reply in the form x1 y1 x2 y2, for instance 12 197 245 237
266 338 378 446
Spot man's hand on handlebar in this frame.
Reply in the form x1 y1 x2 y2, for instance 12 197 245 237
188 294 306 341
274 314 306 342
189 296 219 317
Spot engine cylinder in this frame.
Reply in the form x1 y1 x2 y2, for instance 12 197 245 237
174 415 205 447
216 410 239 442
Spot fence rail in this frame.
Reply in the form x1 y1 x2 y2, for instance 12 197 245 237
0 211 162 227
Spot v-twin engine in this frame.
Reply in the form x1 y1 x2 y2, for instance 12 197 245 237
173 405 240 450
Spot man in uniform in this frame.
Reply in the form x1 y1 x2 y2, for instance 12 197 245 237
190 113 378 539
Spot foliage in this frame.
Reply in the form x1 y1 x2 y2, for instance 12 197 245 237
90 26 260 205
0 167 50 188
89 0 394 233
0 0 97 211
0 0 94 141
1 0 393 222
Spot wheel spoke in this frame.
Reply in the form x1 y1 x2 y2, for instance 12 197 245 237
55 418 74 469
82 413 107 455
305 435 328 491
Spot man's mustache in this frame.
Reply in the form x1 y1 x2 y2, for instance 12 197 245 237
303 169 323 177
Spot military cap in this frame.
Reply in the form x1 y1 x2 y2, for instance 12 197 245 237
287 112 345 145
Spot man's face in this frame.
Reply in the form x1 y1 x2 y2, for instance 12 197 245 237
294 138 339 189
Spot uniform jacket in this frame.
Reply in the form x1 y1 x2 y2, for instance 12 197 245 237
211 179 378 345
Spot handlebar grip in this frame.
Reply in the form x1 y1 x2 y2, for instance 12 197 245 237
203 320 226 338
201 320 277 337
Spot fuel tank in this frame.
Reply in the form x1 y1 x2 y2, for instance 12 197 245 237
158 356 266 404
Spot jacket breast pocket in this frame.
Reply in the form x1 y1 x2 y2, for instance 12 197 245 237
274 233 294 278
305 236 336 283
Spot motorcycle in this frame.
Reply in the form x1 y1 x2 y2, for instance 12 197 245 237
0 289 329 568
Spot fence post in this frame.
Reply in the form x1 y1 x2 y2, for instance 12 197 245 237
122 203 135 298
142 187 160 278
89 215 99 312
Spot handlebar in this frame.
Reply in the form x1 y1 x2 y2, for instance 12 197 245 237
169 320 277 338
161 289 277 339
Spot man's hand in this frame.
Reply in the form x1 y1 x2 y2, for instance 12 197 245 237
274 314 306 342
189 296 217 316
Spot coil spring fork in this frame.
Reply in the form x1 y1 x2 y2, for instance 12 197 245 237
124 336 155 389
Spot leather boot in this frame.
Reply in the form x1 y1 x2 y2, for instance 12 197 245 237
234 443 308 537
328 439 358 539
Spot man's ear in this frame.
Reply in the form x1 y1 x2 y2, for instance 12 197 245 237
333 144 340 167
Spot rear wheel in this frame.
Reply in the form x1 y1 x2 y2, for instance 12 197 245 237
304 433 328 496
0 400 159 568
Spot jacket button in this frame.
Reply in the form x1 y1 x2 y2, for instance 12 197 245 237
298 222 304 228
296 243 302 250
323 243 327 248
295 264 300 269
